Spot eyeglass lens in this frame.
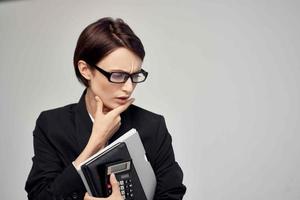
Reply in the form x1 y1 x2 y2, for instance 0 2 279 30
110 72 146 83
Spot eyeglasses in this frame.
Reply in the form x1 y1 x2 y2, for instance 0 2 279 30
88 63 148 83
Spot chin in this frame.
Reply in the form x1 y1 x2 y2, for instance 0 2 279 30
104 103 118 111
104 100 127 111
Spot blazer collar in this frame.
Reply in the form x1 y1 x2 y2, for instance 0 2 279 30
74 89 133 153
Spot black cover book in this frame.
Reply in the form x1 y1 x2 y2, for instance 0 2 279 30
81 142 148 199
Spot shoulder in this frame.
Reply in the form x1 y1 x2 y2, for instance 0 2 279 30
126 104 168 138
34 103 77 133
128 104 164 124
38 103 76 120
129 104 161 117
33 103 80 148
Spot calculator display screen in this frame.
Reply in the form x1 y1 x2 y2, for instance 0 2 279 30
107 161 131 174
120 173 130 179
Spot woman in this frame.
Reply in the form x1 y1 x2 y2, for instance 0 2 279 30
25 17 186 200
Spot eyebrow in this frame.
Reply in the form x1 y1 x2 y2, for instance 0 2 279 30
110 68 142 73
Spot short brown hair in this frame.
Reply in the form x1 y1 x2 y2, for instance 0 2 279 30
73 17 145 87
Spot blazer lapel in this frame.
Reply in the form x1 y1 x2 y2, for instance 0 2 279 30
74 89 93 153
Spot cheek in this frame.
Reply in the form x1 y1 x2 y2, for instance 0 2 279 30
90 78 118 101
133 83 137 90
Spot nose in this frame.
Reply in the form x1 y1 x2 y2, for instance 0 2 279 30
121 77 134 93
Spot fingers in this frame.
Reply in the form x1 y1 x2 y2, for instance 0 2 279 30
95 96 104 114
83 174 122 200
116 116 121 125
110 123 121 137
95 96 134 116
84 192 106 200
110 98 135 116
110 173 122 196
84 192 98 200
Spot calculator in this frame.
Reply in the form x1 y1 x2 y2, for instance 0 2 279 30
81 141 149 200
105 160 135 200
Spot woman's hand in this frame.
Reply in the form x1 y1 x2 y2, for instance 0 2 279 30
89 96 134 149
83 173 123 200
73 96 134 168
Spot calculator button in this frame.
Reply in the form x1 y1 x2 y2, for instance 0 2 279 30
119 180 124 185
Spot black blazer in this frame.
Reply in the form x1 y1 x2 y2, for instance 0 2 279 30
25 89 186 200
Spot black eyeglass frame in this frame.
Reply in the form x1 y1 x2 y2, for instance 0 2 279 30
88 63 148 83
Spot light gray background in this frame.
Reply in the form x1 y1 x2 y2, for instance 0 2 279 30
1 0 300 199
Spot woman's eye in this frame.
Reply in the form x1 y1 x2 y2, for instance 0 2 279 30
112 73 126 79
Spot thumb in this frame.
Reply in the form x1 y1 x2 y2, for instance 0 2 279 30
94 96 104 114
110 173 121 195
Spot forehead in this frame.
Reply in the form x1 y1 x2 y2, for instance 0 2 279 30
97 47 142 72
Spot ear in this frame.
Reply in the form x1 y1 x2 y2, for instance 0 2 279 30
77 60 93 80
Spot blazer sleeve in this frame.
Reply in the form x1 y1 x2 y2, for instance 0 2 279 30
152 116 187 200
25 112 84 200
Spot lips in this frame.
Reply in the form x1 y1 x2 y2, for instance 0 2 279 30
115 96 129 104
116 96 129 100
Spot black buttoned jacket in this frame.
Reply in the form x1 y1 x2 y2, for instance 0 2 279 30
25 90 186 200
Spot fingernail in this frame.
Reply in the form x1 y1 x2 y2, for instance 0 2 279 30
111 173 116 180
